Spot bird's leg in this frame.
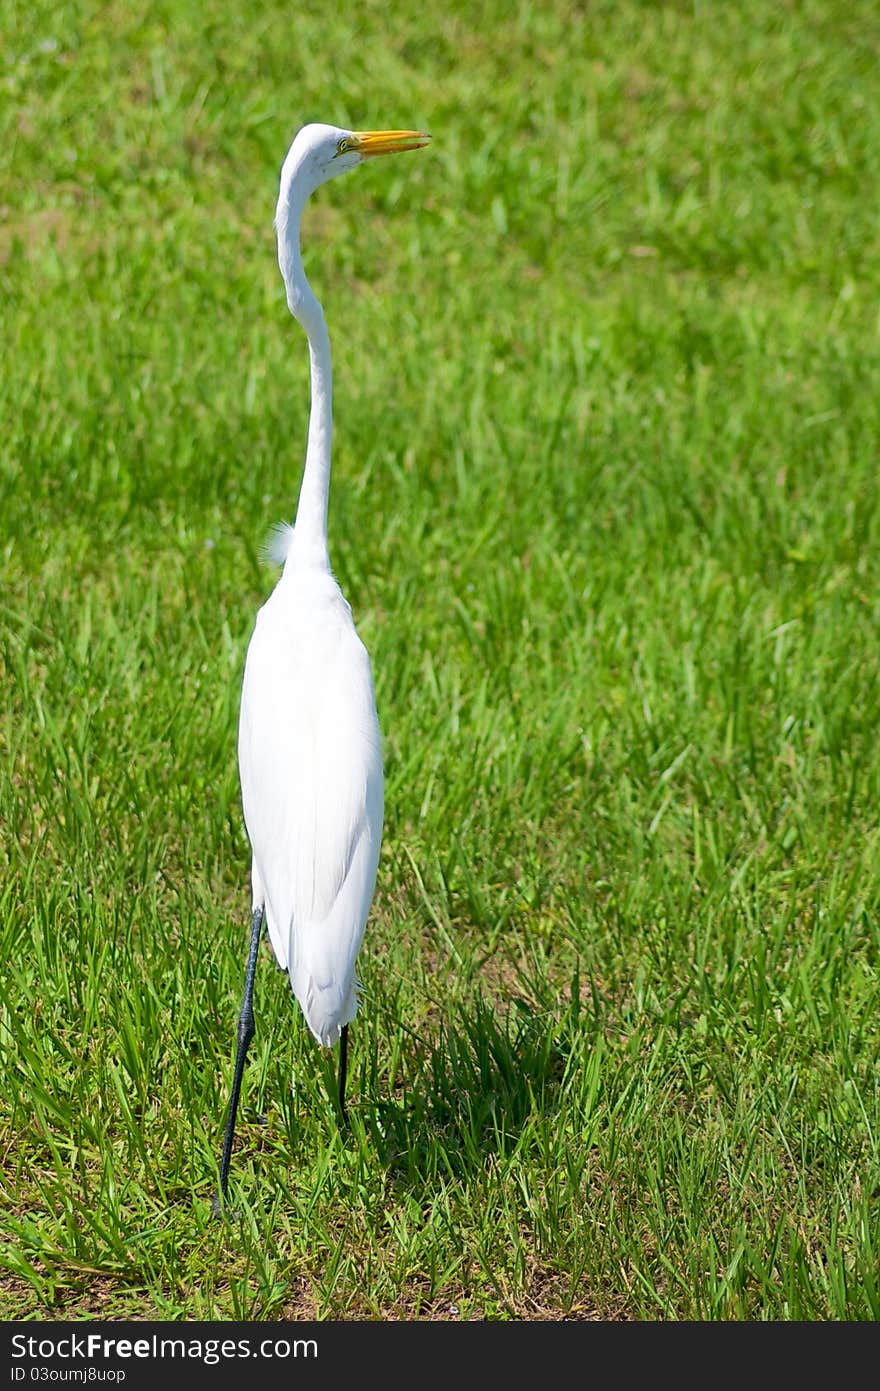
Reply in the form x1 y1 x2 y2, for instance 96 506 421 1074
337 1023 349 1127
214 905 263 1214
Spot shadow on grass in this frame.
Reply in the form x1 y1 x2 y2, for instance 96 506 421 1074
360 993 572 1182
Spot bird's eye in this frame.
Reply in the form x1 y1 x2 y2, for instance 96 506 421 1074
336 137 351 156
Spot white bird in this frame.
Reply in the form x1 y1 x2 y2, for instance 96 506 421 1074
216 122 431 1207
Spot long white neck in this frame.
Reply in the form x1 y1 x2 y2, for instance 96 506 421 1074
275 159 332 571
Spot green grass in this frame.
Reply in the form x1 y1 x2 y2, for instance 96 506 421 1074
2 0 880 1319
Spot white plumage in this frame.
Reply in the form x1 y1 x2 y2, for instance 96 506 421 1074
238 565 383 1046
215 121 430 1207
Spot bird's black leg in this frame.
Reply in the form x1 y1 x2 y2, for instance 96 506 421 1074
214 905 264 1214
337 1023 349 1127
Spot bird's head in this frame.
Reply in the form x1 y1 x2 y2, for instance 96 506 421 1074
275 122 430 322
283 122 431 197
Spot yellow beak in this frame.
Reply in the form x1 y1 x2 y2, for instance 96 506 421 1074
351 129 432 157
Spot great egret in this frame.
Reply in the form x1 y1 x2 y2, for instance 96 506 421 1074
215 123 431 1208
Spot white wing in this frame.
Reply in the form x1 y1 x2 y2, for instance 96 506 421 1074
238 570 384 1047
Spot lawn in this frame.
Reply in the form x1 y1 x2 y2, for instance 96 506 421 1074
1 0 879 1319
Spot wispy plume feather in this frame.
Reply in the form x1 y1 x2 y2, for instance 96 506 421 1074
261 521 295 567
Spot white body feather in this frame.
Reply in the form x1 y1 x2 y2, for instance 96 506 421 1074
239 562 383 1046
